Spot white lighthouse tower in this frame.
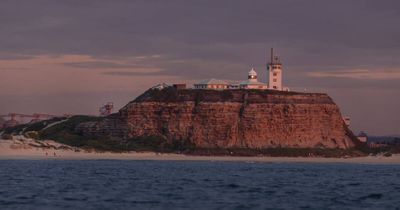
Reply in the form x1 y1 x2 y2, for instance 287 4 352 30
248 68 258 82
267 48 283 90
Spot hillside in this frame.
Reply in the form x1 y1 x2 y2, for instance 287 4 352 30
1 87 364 156
78 87 361 149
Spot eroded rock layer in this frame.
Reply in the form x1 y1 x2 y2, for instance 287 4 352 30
77 88 358 149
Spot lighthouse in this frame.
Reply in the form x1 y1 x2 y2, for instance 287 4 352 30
248 68 258 82
267 48 283 90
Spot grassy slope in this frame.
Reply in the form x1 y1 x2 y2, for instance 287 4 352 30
1 115 196 153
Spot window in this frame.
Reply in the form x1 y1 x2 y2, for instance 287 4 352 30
273 86 277 89
273 79 277 82
273 73 277 76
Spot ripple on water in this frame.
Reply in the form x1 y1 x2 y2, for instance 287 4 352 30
0 160 399 209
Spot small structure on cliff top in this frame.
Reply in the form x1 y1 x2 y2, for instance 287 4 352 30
172 84 186 90
357 131 368 143
267 48 284 91
193 78 229 90
238 68 268 89
99 102 114 116
194 48 289 91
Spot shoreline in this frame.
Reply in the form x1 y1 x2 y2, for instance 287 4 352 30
1 138 399 164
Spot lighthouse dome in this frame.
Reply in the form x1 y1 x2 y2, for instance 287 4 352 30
248 68 257 80
249 68 257 76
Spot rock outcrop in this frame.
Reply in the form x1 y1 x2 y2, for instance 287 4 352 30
77 87 359 149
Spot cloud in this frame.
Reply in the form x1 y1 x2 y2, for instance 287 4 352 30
1 0 400 135
307 69 400 80
0 53 37 60
63 61 145 69
103 70 167 76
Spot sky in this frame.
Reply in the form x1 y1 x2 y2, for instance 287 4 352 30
0 0 399 135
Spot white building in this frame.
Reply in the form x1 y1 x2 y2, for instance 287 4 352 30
193 78 229 89
193 48 289 91
239 68 268 89
267 48 283 91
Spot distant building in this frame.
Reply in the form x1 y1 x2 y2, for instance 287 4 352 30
239 68 268 89
193 78 229 90
99 102 114 116
357 131 368 143
267 48 283 91
343 116 351 126
228 83 240 89
193 48 289 91
173 84 186 90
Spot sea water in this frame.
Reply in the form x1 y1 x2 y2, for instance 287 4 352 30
0 160 399 210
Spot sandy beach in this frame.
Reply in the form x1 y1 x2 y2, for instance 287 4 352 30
1 137 400 164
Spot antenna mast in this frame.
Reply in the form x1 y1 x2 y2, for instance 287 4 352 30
270 48 274 64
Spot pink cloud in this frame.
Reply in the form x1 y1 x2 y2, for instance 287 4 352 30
307 69 400 80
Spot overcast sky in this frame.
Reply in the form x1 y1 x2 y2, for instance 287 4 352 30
0 0 399 135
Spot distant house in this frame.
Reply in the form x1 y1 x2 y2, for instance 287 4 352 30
173 84 187 90
358 131 368 143
193 78 229 90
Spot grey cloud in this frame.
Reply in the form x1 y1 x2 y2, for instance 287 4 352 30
63 61 148 69
102 71 166 76
0 53 36 60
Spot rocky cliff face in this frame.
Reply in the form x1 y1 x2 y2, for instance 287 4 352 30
77 87 359 149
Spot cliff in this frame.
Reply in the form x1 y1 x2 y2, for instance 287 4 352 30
77 87 359 150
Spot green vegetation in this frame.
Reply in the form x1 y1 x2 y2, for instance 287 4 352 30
1 115 196 153
358 144 400 155
1 117 68 135
39 115 102 141
2 124 27 135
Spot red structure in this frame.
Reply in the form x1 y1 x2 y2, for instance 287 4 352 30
99 102 114 116
173 84 187 90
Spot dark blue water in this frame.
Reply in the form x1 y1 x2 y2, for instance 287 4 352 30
0 160 400 210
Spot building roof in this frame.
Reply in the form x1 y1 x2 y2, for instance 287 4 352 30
195 78 229 85
248 68 257 76
239 80 268 86
358 131 368 137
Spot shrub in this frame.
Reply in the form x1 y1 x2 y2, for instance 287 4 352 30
383 152 392 157
24 131 40 139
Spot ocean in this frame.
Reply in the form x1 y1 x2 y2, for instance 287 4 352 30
0 160 399 210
